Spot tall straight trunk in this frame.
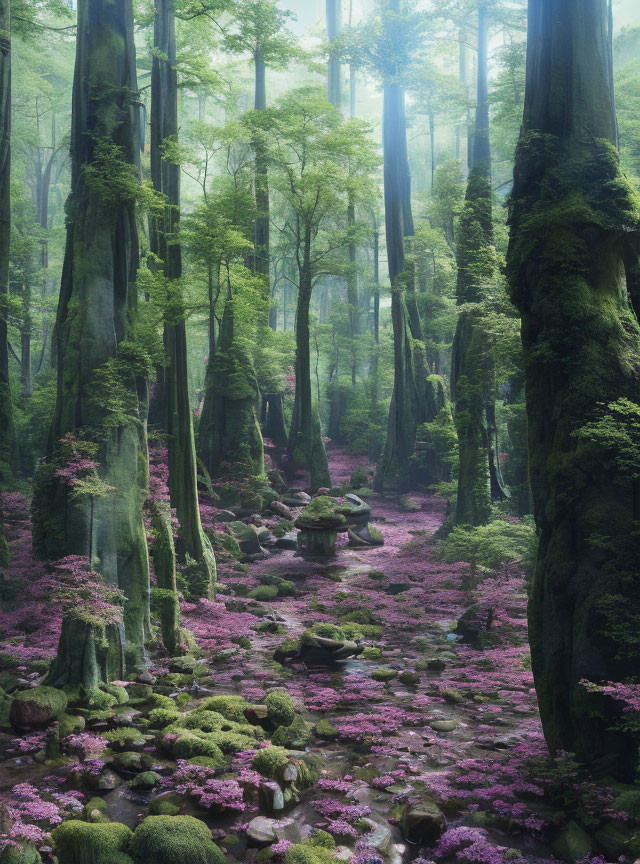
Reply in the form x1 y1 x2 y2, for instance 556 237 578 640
0 0 12 486
373 216 380 343
374 65 419 491
36 0 150 674
347 192 358 385
151 0 214 594
287 232 330 491
429 111 435 188
348 0 356 117
452 2 506 525
253 48 273 327
326 0 341 109
508 0 640 777
20 280 31 397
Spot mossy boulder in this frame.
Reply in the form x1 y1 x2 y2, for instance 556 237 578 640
271 715 313 749
313 719 338 740
551 821 593 863
284 841 340 864
129 816 225 864
83 797 110 824
149 792 182 816
265 691 296 728
195 695 248 723
172 732 226 766
0 843 42 864
10 686 68 730
148 708 181 729
248 585 278 602
371 666 397 682
52 821 134 864
251 745 290 780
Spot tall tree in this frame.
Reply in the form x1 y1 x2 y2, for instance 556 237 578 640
451 1 506 526
326 0 341 109
508 0 640 776
151 0 215 595
224 0 296 323
34 0 151 674
0 0 12 488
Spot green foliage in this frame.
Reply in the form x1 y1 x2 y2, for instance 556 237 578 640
437 516 537 574
195 694 248 722
251 745 290 779
576 398 640 479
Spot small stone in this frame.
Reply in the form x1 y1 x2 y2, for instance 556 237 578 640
130 771 161 790
429 719 458 733
271 500 293 519
361 818 392 854
247 816 279 846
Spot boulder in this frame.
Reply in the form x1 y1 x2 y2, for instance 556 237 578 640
455 604 494 648
275 532 298 550
301 635 362 665
401 800 446 845
271 501 293 520
344 493 372 519
247 816 279 846
347 524 384 548
552 821 593 863
10 686 68 730
229 522 263 556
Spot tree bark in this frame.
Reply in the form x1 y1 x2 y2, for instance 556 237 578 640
0 0 12 486
452 2 506 524
508 0 640 776
374 38 420 491
151 0 215 596
287 231 330 491
326 0 341 109
36 0 151 674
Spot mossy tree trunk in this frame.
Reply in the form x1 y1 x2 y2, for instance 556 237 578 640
199 287 264 483
36 0 151 675
287 231 330 491
452 2 506 525
508 0 640 776
151 0 214 596
0 0 13 489
374 29 420 492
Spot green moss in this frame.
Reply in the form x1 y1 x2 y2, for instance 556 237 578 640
284 841 340 864
265 691 296 728
195 695 248 723
362 647 382 660
271 715 313 748
248 585 279 602
59 713 85 738
52 820 133 864
308 830 335 850
103 685 129 705
11 686 68 726
313 719 338 740
173 733 225 765
149 794 182 817
130 816 225 864
83 797 110 824
251 745 290 780
148 708 181 729
371 666 397 682
182 710 227 733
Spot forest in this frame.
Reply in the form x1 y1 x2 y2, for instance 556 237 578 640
1 0 640 861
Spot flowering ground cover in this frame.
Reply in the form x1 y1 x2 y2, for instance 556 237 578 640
0 449 637 864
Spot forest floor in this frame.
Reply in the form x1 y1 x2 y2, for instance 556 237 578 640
0 448 629 864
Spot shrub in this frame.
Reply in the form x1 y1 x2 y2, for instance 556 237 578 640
53 821 133 864
195 695 248 723
437 516 537 574
251 745 290 779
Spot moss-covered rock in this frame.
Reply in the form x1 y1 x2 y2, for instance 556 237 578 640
284 841 339 864
148 707 181 729
271 715 313 749
371 666 397 682
149 792 182 816
52 820 134 864
10 686 68 730
83 797 110 824
195 695 248 723
265 691 296 728
251 745 290 780
172 732 226 765
129 816 225 864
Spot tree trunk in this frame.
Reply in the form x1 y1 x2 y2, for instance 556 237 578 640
452 2 505 524
374 47 419 491
326 0 341 109
253 48 273 327
287 232 330 491
151 0 215 596
35 0 151 675
508 0 640 777
0 0 12 486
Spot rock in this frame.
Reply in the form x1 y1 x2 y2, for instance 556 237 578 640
275 532 298 550
112 751 145 773
552 821 593 863
217 509 237 522
399 495 421 513
594 822 640 860
96 770 122 792
385 583 410 595
10 686 68 730
456 604 494 648
247 816 279 846
427 659 447 672
314 719 339 740
271 501 293 520
401 800 446 844
344 494 372 519
229 521 263 556
361 818 393 854
399 671 420 687
137 671 156 686
130 771 161 790
283 491 311 506
301 635 363 665
429 719 458 733
347 524 384 547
